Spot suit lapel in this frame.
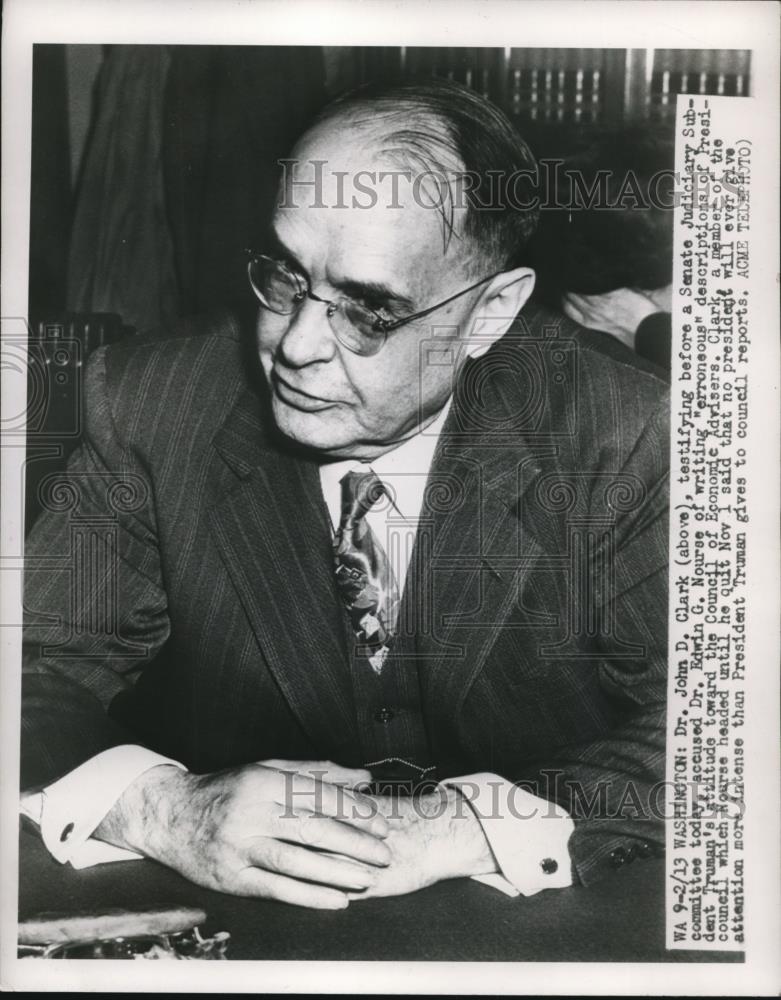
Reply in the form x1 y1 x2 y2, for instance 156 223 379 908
209 388 358 757
415 351 559 719
205 305 573 749
415 447 548 717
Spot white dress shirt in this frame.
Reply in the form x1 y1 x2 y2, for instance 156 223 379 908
20 400 573 896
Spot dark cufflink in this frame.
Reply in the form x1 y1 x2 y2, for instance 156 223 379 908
60 822 75 843
540 857 558 875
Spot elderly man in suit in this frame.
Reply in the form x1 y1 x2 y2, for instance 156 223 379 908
21 79 669 909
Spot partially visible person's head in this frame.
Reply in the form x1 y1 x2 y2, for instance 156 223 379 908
529 124 675 301
253 78 539 460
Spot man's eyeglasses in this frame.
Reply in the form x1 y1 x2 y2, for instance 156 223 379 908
245 250 503 357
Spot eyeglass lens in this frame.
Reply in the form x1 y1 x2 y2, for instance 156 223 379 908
248 257 387 357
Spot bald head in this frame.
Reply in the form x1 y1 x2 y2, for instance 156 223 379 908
254 78 537 461
279 78 539 275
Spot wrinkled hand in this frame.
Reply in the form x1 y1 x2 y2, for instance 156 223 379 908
562 287 664 346
95 759 391 909
347 786 497 901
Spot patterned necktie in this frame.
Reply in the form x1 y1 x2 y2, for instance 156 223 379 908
333 469 400 675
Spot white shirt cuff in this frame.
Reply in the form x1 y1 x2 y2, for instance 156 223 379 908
444 772 574 897
20 745 186 869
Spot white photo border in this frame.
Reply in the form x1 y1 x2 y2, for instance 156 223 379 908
2 0 778 994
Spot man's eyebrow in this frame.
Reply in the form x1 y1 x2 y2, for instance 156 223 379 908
267 230 308 275
268 228 415 311
332 277 414 311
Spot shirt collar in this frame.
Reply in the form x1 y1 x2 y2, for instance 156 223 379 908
319 398 452 528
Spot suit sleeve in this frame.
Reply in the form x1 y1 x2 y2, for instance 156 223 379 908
521 394 670 886
21 346 171 790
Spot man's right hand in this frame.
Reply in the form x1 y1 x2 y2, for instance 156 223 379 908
94 760 391 909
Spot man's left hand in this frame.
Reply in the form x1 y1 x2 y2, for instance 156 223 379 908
347 786 497 900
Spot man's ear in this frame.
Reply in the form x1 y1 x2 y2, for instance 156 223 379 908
464 268 536 359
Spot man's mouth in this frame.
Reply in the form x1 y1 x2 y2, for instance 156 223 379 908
271 371 339 411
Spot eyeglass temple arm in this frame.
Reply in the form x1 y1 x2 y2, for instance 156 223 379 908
245 249 506 334
380 270 506 331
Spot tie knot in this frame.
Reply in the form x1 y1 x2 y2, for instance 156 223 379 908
339 469 385 526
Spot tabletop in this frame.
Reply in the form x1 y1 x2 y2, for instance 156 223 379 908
18 827 741 963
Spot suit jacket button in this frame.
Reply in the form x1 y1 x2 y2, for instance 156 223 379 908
609 847 627 868
540 857 558 874
374 707 395 724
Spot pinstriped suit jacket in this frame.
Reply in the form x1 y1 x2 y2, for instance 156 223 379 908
22 303 670 885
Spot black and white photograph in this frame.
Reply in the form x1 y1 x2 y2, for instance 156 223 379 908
1 1 778 993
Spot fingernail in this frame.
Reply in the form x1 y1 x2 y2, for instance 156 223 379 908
375 844 392 865
371 815 389 837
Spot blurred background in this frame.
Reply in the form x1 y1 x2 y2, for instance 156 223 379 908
29 44 752 330
25 44 751 526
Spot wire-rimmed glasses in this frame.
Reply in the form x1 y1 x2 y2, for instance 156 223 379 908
245 250 504 357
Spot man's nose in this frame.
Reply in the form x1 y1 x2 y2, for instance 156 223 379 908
277 299 338 367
